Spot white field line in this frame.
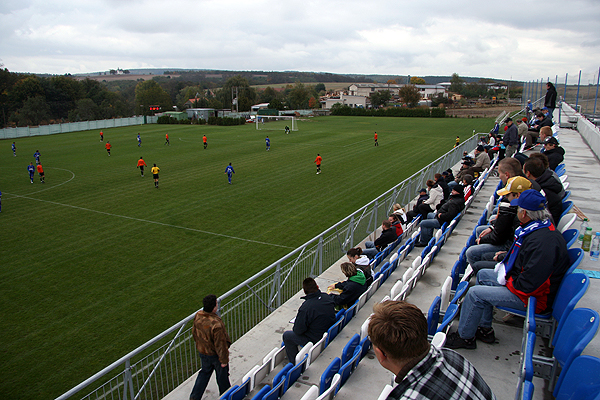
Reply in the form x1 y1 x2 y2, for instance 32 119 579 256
6 193 295 249
2 167 76 199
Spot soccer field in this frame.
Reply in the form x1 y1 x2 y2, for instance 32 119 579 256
0 116 494 399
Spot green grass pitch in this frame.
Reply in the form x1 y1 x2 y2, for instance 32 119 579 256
0 116 494 399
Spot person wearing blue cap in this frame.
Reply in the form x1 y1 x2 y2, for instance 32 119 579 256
446 189 570 349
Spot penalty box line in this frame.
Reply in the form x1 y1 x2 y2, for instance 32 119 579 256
8 193 295 250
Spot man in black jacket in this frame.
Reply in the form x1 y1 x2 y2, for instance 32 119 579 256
502 118 519 157
465 176 532 267
545 82 558 118
523 158 563 225
446 190 569 349
362 220 398 258
542 136 565 171
283 278 336 363
416 185 465 247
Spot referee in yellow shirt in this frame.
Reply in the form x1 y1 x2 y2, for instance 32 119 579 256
151 164 160 188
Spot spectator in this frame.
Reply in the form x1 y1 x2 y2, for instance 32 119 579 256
368 301 494 400
465 176 532 268
527 153 565 199
497 157 541 191
362 220 397 258
416 185 465 247
528 111 553 133
283 278 336 364
542 136 565 171
463 145 490 178
442 169 454 184
392 203 407 226
328 262 368 309
545 82 558 118
407 180 443 222
389 213 404 237
190 295 231 400
446 190 570 349
346 247 373 286
538 126 553 151
462 174 474 201
502 118 519 157
405 188 430 223
523 158 563 225
434 173 450 200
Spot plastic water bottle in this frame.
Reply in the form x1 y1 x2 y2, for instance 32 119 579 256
582 227 593 252
591 232 600 261
578 218 589 243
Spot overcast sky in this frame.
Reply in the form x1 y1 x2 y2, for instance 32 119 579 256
1 0 599 83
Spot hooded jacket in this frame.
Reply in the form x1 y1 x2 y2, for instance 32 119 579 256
535 169 564 225
333 269 368 308
354 255 374 286
423 185 444 209
544 146 565 171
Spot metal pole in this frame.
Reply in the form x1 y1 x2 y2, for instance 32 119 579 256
564 73 568 102
594 67 600 115
576 70 582 110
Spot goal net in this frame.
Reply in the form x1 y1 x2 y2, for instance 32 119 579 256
255 115 298 131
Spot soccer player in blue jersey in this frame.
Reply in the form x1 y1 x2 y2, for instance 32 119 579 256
34 150 41 165
225 163 235 184
12 142 16 156
265 136 270 151
27 162 35 183
137 134 142 147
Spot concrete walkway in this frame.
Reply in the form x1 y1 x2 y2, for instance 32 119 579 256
166 109 600 400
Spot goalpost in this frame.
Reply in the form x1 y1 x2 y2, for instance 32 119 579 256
255 115 298 132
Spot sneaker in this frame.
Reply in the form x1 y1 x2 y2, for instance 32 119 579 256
445 332 477 349
476 327 496 344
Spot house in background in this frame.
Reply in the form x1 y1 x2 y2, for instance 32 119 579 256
321 94 367 109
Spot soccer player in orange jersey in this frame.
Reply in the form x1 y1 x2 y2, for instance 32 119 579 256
203 135 208 149
165 133 170 146
137 156 147 177
36 163 45 183
374 131 378 146
314 154 322 174
105 141 112 156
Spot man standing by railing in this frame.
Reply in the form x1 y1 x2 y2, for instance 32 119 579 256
190 295 231 400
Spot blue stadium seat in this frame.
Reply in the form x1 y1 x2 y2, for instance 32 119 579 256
562 190 571 202
562 229 579 249
230 378 251 400
250 384 271 400
566 248 584 274
536 308 600 392
325 317 344 347
343 302 358 328
284 354 308 392
436 303 458 333
427 296 441 336
319 358 341 395
560 201 573 219
553 355 600 400
220 385 239 400
358 336 371 360
262 377 286 400
449 281 469 306
338 346 361 387
341 334 361 365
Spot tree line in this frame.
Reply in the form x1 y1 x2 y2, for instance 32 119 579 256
0 68 330 128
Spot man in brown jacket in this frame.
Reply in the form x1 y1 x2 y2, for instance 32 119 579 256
190 295 231 400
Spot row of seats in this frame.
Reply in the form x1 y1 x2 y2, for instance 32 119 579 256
221 152 499 400
421 155 600 400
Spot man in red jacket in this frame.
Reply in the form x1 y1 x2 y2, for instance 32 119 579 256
446 190 569 349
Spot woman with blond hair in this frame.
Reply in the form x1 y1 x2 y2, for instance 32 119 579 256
328 262 368 309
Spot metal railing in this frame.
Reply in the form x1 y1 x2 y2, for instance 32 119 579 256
56 133 481 400
0 116 158 139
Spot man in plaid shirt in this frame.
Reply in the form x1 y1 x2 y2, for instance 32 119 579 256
368 301 495 400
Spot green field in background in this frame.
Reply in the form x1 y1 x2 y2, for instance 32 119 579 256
0 116 494 399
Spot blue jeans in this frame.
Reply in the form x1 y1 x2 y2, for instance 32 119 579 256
457 269 526 339
465 225 509 265
283 330 310 364
362 241 378 259
419 218 441 245
190 353 230 400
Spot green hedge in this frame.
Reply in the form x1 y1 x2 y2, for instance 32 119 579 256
207 116 246 126
330 104 445 118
